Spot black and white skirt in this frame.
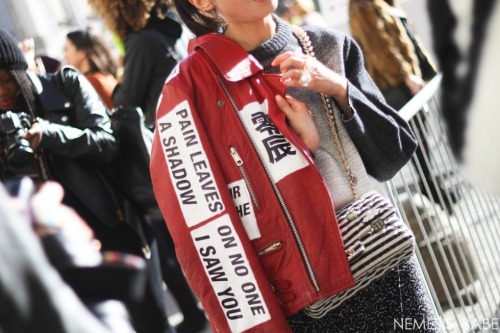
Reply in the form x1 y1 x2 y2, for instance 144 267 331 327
288 256 444 333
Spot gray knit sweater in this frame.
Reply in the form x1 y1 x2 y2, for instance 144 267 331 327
250 17 417 210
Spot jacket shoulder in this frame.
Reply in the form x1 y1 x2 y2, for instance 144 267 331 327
55 65 80 80
49 65 85 92
33 66 96 113
28 67 76 99
164 50 209 86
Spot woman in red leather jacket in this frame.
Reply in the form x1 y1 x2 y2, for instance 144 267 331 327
150 0 442 332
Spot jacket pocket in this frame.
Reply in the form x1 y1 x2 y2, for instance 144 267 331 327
257 240 283 256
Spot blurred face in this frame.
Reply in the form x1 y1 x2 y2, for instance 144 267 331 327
64 39 87 71
199 0 277 27
0 69 22 112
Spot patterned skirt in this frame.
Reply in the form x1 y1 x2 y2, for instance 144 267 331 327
288 256 444 333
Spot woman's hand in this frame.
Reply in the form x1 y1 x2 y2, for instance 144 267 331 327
275 95 319 154
272 50 352 118
18 38 46 74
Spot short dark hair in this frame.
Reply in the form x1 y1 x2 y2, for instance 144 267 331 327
171 0 225 37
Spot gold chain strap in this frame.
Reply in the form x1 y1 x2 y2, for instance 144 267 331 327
292 26 359 200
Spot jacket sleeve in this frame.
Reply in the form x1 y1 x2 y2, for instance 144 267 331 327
111 33 151 110
150 83 291 333
340 35 417 181
37 67 117 162
348 2 415 86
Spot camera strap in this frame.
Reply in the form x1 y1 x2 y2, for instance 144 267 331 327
36 152 49 181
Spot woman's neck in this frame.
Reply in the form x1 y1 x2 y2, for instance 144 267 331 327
79 60 91 75
224 16 277 51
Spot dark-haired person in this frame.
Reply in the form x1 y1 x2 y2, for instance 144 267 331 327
87 0 183 127
65 29 118 109
149 0 443 332
0 28 174 333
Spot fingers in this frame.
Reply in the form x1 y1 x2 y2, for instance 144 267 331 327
274 95 319 153
18 38 35 53
271 50 310 73
285 97 306 113
271 50 299 68
273 50 319 88
275 95 309 115
273 50 343 97
21 123 42 149
279 68 304 86
21 129 36 149
275 95 293 116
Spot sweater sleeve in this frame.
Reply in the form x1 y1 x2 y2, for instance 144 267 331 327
339 34 417 181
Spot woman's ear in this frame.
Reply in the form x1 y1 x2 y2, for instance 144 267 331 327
188 0 215 11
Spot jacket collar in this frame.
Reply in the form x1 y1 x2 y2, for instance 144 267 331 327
188 33 263 82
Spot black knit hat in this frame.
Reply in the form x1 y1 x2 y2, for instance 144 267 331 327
0 28 28 71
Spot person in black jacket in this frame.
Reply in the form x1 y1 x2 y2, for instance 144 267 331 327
0 28 174 333
88 0 183 128
86 2 209 332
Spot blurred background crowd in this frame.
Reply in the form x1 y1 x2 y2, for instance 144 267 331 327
1 0 498 332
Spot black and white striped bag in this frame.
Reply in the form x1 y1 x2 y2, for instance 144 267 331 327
305 190 415 317
293 27 416 316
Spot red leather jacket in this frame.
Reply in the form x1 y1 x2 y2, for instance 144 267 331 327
151 33 354 333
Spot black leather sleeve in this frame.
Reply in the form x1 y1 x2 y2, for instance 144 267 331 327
36 67 117 163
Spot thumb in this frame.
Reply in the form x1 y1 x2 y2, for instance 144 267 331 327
21 129 32 140
284 97 301 112
275 95 293 115
26 127 38 139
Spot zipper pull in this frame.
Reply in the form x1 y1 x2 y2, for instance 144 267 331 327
229 146 243 166
257 241 283 256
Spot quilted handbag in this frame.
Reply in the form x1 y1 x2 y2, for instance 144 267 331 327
305 189 416 316
293 27 416 316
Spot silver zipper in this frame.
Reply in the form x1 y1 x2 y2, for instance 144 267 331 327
217 76 320 292
257 241 283 256
229 146 260 210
